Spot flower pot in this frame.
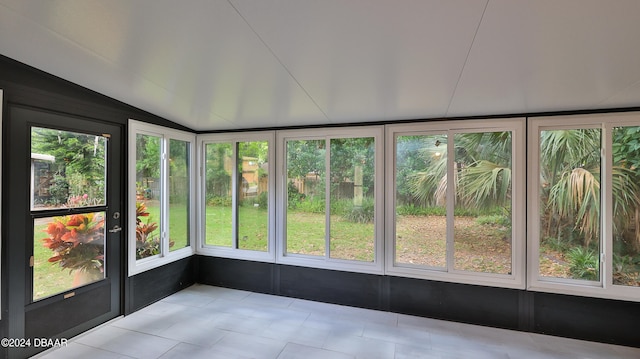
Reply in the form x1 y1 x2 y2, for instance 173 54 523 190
72 268 103 287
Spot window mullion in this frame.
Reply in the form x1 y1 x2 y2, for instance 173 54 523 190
446 131 455 273
232 142 239 249
325 138 331 259
602 124 613 288
161 137 169 257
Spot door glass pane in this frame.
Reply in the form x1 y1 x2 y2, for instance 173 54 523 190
135 134 162 259
237 141 269 251
329 137 375 262
395 134 447 268
612 126 640 287
31 127 106 210
204 142 233 247
453 132 512 274
169 139 190 252
538 129 601 281
34 212 106 301
286 139 326 256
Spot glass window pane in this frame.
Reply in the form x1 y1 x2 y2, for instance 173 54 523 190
237 141 269 251
612 126 640 287
135 134 162 259
329 138 375 262
31 127 106 210
204 143 233 247
169 139 190 252
538 129 601 281
453 132 512 274
395 134 447 268
34 212 106 301
286 139 326 256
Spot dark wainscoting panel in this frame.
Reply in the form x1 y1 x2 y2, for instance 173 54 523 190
197 256 273 294
534 292 640 347
195 256 640 348
278 265 384 310
126 257 195 314
388 276 521 330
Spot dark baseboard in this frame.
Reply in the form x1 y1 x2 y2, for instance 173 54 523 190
126 257 196 314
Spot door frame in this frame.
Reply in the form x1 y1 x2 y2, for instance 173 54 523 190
5 104 124 358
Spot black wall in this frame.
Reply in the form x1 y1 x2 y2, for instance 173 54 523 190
0 55 195 358
197 256 640 348
126 257 196 314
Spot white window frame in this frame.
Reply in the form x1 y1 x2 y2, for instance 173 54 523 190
197 131 276 262
528 112 640 302
128 120 196 275
385 119 526 289
275 126 385 274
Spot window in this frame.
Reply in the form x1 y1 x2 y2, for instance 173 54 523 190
198 132 275 262
32 126 108 299
386 120 525 288
276 127 384 273
128 120 195 275
528 114 640 301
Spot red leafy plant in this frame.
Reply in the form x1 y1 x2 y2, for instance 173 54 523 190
41 213 105 274
136 201 173 259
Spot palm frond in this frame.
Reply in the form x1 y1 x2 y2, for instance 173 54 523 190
458 160 511 210
548 167 600 246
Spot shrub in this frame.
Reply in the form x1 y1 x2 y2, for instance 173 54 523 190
287 181 306 209
476 214 510 227
613 253 640 286
256 191 268 208
396 204 445 216
567 247 599 280
294 196 325 213
49 173 69 205
207 195 232 207
342 198 375 223
240 191 268 209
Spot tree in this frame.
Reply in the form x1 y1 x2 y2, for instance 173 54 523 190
330 137 375 195
408 132 512 211
205 143 232 199
136 134 161 181
31 127 106 204
538 129 640 250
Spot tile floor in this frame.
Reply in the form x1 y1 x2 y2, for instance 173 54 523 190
36 284 640 359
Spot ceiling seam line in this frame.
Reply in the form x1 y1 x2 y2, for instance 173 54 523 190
445 0 490 117
1 3 233 127
226 0 331 121
596 78 640 107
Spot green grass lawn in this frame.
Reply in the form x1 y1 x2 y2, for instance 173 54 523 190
205 205 268 251
144 201 191 251
284 211 375 262
205 205 375 261
33 220 78 300
33 215 106 301
33 204 516 301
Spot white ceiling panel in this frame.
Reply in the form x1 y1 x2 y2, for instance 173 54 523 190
0 0 328 130
231 0 488 123
447 0 640 117
1 1 640 130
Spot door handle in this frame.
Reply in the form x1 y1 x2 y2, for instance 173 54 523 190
108 225 122 233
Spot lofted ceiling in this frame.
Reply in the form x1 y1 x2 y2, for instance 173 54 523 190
1 0 640 131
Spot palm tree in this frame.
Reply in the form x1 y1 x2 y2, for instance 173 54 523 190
408 132 512 212
540 128 640 250
407 128 640 251
540 129 601 248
